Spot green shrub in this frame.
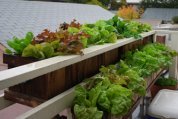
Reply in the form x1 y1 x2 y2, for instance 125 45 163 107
172 16 178 24
69 0 108 9
98 0 110 6
87 0 107 9
69 0 89 3
109 1 121 10
155 77 177 86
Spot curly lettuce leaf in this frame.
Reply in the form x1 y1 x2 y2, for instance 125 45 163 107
98 84 133 116
6 32 34 54
22 44 45 59
74 105 103 119
41 43 54 58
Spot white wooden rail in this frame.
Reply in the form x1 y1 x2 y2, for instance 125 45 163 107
0 31 155 119
16 83 81 119
17 85 76 119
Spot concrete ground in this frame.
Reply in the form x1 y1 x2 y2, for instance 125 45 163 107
0 103 32 119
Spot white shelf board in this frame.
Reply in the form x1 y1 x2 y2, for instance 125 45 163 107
0 31 155 90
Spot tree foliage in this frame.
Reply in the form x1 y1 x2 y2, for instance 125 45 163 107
70 0 90 3
117 5 140 19
172 16 178 24
98 0 110 6
121 0 127 6
69 0 122 10
141 0 178 8
87 0 107 9
69 0 110 8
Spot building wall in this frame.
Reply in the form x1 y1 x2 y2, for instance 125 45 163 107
0 44 7 71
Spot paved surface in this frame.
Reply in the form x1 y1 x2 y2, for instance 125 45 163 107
0 0 113 48
0 103 32 119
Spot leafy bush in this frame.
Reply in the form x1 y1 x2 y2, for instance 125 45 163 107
69 0 108 9
155 77 177 86
172 16 178 24
109 0 122 10
70 0 122 10
117 5 139 19
98 0 110 6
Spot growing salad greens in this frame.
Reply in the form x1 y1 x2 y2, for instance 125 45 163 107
99 63 146 96
5 16 151 59
155 77 177 86
6 32 34 54
105 16 151 39
22 41 59 59
73 77 133 119
81 20 117 45
124 43 177 77
98 84 132 115
73 43 177 119
117 60 146 95
74 105 103 119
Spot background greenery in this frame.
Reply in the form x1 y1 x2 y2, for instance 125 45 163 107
141 0 178 8
69 0 127 10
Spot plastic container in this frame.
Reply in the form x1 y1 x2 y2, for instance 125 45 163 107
148 89 178 118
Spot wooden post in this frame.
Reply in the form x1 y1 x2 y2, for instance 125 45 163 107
155 35 166 44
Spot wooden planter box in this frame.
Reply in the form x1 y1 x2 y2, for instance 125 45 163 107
3 36 153 107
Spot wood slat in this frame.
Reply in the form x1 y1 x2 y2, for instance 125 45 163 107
4 90 44 107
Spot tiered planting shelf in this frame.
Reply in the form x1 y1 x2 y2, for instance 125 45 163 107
15 66 167 119
2 31 155 107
